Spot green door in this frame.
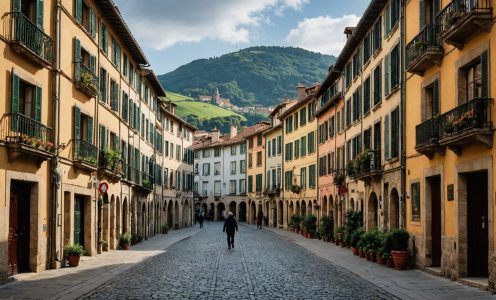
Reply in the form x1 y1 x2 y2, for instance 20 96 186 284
74 196 84 247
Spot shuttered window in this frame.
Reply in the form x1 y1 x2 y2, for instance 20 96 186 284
99 68 107 103
373 64 382 105
301 136 307 157
309 165 316 189
364 77 371 114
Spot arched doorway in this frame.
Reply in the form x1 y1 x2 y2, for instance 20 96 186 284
229 201 237 217
250 201 256 224
131 196 137 235
109 195 116 249
278 200 284 225
295 201 300 215
390 188 400 229
308 201 312 216
122 197 128 233
239 201 247 222
183 200 190 227
368 192 379 230
167 200 174 228
350 198 355 212
209 203 215 221
289 201 294 217
265 201 270 226
301 201 307 216
141 202 146 238
115 196 121 238
322 196 328 216
217 202 225 220
174 201 180 229
201 203 208 215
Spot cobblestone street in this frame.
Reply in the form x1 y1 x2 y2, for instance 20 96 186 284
81 223 392 300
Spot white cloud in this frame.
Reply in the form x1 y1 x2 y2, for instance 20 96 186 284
284 15 361 56
114 0 308 50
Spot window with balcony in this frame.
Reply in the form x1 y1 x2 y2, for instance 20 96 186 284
74 39 97 97
73 106 96 165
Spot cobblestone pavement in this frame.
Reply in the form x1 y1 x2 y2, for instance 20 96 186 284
81 223 394 300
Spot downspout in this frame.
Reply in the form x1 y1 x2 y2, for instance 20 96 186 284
400 0 407 229
50 0 62 269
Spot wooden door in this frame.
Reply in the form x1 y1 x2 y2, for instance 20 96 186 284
467 171 488 277
8 192 19 276
74 196 85 247
430 176 441 267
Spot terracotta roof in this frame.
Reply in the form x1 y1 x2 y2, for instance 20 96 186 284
191 123 270 150
278 93 315 120
263 124 282 136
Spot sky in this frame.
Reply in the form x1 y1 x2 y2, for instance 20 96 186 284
113 0 370 75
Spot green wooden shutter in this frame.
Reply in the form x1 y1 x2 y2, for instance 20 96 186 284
433 0 440 18
419 0 425 29
74 38 81 81
75 0 82 23
481 50 489 98
89 55 96 74
13 0 21 11
34 85 42 122
87 116 93 144
73 106 81 140
36 0 44 28
113 83 119 112
384 114 390 160
11 71 20 113
99 125 104 149
89 8 96 37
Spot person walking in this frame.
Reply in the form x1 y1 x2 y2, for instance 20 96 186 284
198 213 204 228
257 210 263 229
223 212 238 249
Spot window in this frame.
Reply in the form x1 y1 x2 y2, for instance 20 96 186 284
256 174 262 192
309 165 316 188
272 138 276 156
308 131 315 154
294 139 300 159
424 80 439 120
285 170 293 190
230 161 236 175
214 181 221 196
248 175 253 193
72 106 94 144
100 23 108 53
202 163 210 176
285 142 293 161
336 111 341 133
364 128 372 150
214 147 221 157
240 143 247 154
248 137 254 149
239 179 246 194
300 107 307 126
214 162 221 175
231 145 236 155
229 180 236 194
300 167 306 189
345 62 352 88
267 140 271 157
308 102 314 122
121 91 128 122
277 136 282 154
329 116 335 138
352 88 361 122
202 149 210 158
363 33 371 64
202 181 208 196
110 80 119 112
294 112 299 130
248 153 253 168
464 60 483 102
373 64 382 106
385 0 400 36
75 0 96 37
385 45 400 95
11 73 42 122
240 160 246 174
390 107 400 159
277 167 281 188
363 77 371 115
373 18 382 53
123 54 128 78
256 151 262 166
300 136 307 157
176 145 181 161
111 38 121 69
345 99 351 127
257 133 262 146
99 67 107 103
285 116 293 133
353 50 361 78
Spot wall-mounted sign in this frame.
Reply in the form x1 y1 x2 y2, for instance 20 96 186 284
98 182 109 194
447 184 454 201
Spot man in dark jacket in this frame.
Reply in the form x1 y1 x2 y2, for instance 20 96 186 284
223 212 238 249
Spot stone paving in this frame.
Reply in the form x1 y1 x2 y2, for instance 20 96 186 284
81 223 393 300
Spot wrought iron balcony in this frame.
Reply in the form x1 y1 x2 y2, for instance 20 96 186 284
141 171 154 191
438 97 493 154
406 25 444 75
73 139 98 170
436 0 492 49
354 150 382 182
98 149 122 182
0 113 54 163
415 117 443 158
75 62 98 97
9 12 54 67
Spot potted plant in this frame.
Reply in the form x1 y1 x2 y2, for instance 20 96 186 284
414 40 427 52
291 184 302 194
390 228 410 270
319 215 334 242
290 215 301 233
335 226 345 246
350 229 364 256
64 244 85 267
118 232 132 250
131 233 143 245
304 214 317 238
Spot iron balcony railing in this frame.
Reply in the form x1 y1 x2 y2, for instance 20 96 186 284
439 97 493 138
415 117 441 147
11 12 54 64
73 139 98 166
0 113 54 153
436 0 492 36
141 171 153 190
406 25 442 66
98 149 122 173
75 62 98 95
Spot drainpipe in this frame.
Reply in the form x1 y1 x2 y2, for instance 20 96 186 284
400 0 407 229
49 0 62 269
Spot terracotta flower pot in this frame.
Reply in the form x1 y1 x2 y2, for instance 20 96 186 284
391 250 409 270
351 247 359 256
370 252 377 263
359 249 366 258
386 257 395 268
68 255 80 267
376 254 385 265
121 242 130 250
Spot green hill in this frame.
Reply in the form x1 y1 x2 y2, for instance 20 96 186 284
159 46 336 107
165 91 247 132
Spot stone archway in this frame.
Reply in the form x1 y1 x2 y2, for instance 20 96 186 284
390 188 400 230
278 200 284 226
322 196 328 216
201 203 208 215
209 203 215 221
141 202 146 238
217 202 226 220
122 197 128 234
174 201 180 229
301 200 306 216
183 200 190 227
239 201 247 222
367 192 379 230
229 201 237 217
115 196 121 238
250 201 256 224
168 200 174 228
289 201 294 217
350 198 355 212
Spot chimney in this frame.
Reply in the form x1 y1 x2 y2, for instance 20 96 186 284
344 27 355 40
211 128 220 143
297 84 307 101
229 125 237 138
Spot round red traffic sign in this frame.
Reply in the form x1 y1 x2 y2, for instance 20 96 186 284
98 182 109 194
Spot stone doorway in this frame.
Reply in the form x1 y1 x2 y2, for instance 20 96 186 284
239 201 247 222
426 175 442 268
367 192 378 230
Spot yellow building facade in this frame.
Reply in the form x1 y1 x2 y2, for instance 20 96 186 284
405 0 496 288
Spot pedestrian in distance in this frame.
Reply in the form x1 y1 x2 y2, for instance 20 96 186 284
257 210 263 229
198 214 204 228
223 212 238 249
